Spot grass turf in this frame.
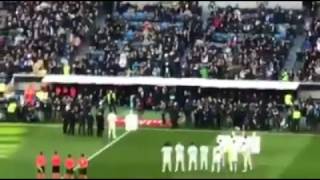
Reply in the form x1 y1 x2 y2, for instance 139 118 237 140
0 123 320 179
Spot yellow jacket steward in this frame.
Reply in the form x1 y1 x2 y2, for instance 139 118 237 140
106 92 116 104
63 64 70 75
281 71 289 81
284 94 293 106
36 91 48 102
0 83 5 93
292 110 301 120
7 102 17 113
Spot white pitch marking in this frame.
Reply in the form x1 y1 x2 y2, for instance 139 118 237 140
74 131 130 170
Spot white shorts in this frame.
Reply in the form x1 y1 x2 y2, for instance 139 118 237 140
213 160 221 164
200 158 208 162
176 157 184 162
230 160 238 163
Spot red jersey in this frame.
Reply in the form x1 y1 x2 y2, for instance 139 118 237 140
65 158 75 170
70 87 77 98
55 86 62 96
79 157 89 169
51 155 61 167
36 155 46 167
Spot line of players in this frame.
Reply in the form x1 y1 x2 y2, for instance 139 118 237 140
35 151 89 179
161 133 253 173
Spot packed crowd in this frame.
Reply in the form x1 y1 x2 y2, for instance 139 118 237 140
199 5 303 80
84 2 303 80
300 16 320 81
1 1 101 79
0 1 307 81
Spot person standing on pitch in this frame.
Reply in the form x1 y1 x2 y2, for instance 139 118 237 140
105 90 117 113
84 96 93 136
228 139 239 173
96 101 104 137
64 154 75 179
35 151 47 179
62 103 71 134
211 143 223 173
78 103 86 135
168 102 180 128
240 135 253 172
78 153 89 179
68 104 76 136
174 142 185 172
86 109 94 136
216 138 227 168
200 145 209 171
187 142 198 171
107 111 117 140
161 142 173 173
51 151 61 179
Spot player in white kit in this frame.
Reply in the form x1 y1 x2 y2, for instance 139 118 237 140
216 135 230 167
228 139 239 173
200 145 209 171
240 135 253 172
174 142 185 172
187 142 198 171
107 112 117 140
161 142 173 173
211 144 223 173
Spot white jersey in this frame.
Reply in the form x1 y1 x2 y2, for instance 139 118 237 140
200 145 209 161
235 136 245 151
187 145 198 161
212 146 222 163
161 146 173 162
175 143 185 160
240 138 252 156
107 113 117 128
217 135 231 153
228 142 239 162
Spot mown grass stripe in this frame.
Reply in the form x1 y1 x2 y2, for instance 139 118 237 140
0 144 19 148
0 154 8 158
0 140 20 144
0 137 21 141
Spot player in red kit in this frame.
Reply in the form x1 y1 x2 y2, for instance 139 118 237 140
64 154 75 179
51 151 61 179
78 154 89 179
35 152 47 179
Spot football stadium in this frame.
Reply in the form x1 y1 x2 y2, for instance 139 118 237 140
0 1 320 179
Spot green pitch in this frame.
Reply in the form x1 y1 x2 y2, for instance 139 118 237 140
0 123 320 179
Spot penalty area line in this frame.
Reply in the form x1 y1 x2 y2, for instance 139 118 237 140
74 131 130 170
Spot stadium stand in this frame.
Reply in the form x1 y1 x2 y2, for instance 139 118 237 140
0 1 319 133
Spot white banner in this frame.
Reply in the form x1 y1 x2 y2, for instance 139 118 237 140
41 75 300 90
